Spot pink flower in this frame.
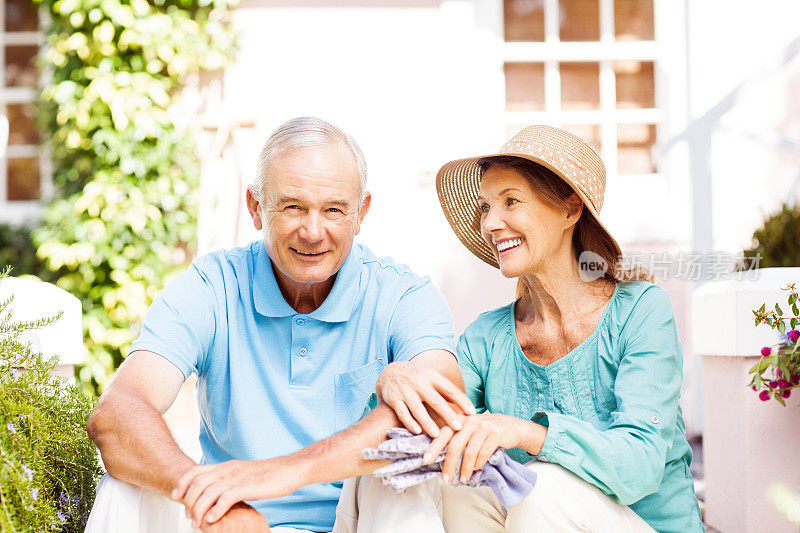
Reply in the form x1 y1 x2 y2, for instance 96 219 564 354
780 389 792 399
761 346 772 356
751 385 758 391
759 390 771 401
778 379 791 389
792 374 800 385
789 330 800 342
769 380 779 389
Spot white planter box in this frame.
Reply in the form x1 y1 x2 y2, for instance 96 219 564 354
693 267 800 533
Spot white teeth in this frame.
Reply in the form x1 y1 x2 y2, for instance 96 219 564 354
496 238 523 252
295 249 324 256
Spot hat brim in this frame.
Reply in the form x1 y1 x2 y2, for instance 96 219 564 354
436 153 622 269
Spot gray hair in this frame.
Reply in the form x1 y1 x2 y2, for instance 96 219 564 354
248 116 368 206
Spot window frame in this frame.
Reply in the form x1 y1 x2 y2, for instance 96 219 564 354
503 0 665 179
0 2 46 225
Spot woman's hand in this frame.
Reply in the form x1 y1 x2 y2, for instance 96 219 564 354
171 457 299 528
423 413 547 484
376 360 475 437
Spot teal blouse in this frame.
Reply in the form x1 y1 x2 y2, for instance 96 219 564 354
457 281 704 533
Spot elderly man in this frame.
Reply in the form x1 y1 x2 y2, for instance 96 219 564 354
85 117 472 532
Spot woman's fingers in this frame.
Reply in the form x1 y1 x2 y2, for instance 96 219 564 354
474 438 499 473
459 430 489 483
423 425 454 464
441 426 472 483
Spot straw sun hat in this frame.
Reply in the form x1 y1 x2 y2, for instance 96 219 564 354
436 124 621 269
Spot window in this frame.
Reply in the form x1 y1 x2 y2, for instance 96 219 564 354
503 0 661 178
1 0 44 223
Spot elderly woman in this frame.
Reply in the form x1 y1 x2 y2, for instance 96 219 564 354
428 125 703 532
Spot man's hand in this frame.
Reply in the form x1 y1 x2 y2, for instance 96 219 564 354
172 457 301 528
376 360 475 437
198 502 269 532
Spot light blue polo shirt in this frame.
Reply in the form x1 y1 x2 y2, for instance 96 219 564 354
130 240 455 531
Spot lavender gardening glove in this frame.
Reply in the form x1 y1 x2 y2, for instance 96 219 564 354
363 427 537 508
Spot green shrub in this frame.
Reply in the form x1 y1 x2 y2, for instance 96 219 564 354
32 0 237 394
743 202 800 268
0 267 101 531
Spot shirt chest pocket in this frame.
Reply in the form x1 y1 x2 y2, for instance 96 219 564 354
334 359 384 433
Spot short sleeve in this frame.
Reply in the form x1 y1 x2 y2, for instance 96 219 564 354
129 264 217 378
387 277 456 362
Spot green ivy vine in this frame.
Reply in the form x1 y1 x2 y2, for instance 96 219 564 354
33 0 237 394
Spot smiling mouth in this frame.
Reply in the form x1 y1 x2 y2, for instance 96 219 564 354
291 248 327 257
496 238 524 254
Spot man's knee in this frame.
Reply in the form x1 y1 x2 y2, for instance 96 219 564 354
86 474 195 533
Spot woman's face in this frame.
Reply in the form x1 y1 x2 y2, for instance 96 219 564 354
477 166 575 278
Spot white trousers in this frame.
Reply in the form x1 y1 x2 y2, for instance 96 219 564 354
85 472 443 533
441 462 656 532
84 473 315 533
87 462 655 533
333 474 445 533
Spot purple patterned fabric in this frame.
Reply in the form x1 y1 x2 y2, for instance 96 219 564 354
363 427 537 508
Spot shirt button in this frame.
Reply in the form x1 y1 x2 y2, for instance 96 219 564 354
651 415 660 424
299 347 308 356
296 318 305 326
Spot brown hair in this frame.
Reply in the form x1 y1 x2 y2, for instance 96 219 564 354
478 156 652 297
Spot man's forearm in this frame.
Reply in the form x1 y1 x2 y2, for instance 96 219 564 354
285 350 467 486
284 403 400 486
88 391 196 497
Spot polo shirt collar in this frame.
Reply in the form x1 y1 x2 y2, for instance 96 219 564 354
253 241 363 322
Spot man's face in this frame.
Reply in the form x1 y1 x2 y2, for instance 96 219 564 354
247 143 370 288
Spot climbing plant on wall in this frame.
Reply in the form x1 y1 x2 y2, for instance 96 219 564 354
33 0 237 394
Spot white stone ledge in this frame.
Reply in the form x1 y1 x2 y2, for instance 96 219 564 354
692 267 800 357
0 276 86 366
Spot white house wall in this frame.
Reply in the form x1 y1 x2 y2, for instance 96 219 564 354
222 0 518 334
686 0 800 252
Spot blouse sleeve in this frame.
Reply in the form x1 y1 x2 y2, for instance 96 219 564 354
533 285 682 505
456 325 488 414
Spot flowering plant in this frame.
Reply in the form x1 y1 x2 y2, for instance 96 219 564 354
749 283 800 405
0 267 101 531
